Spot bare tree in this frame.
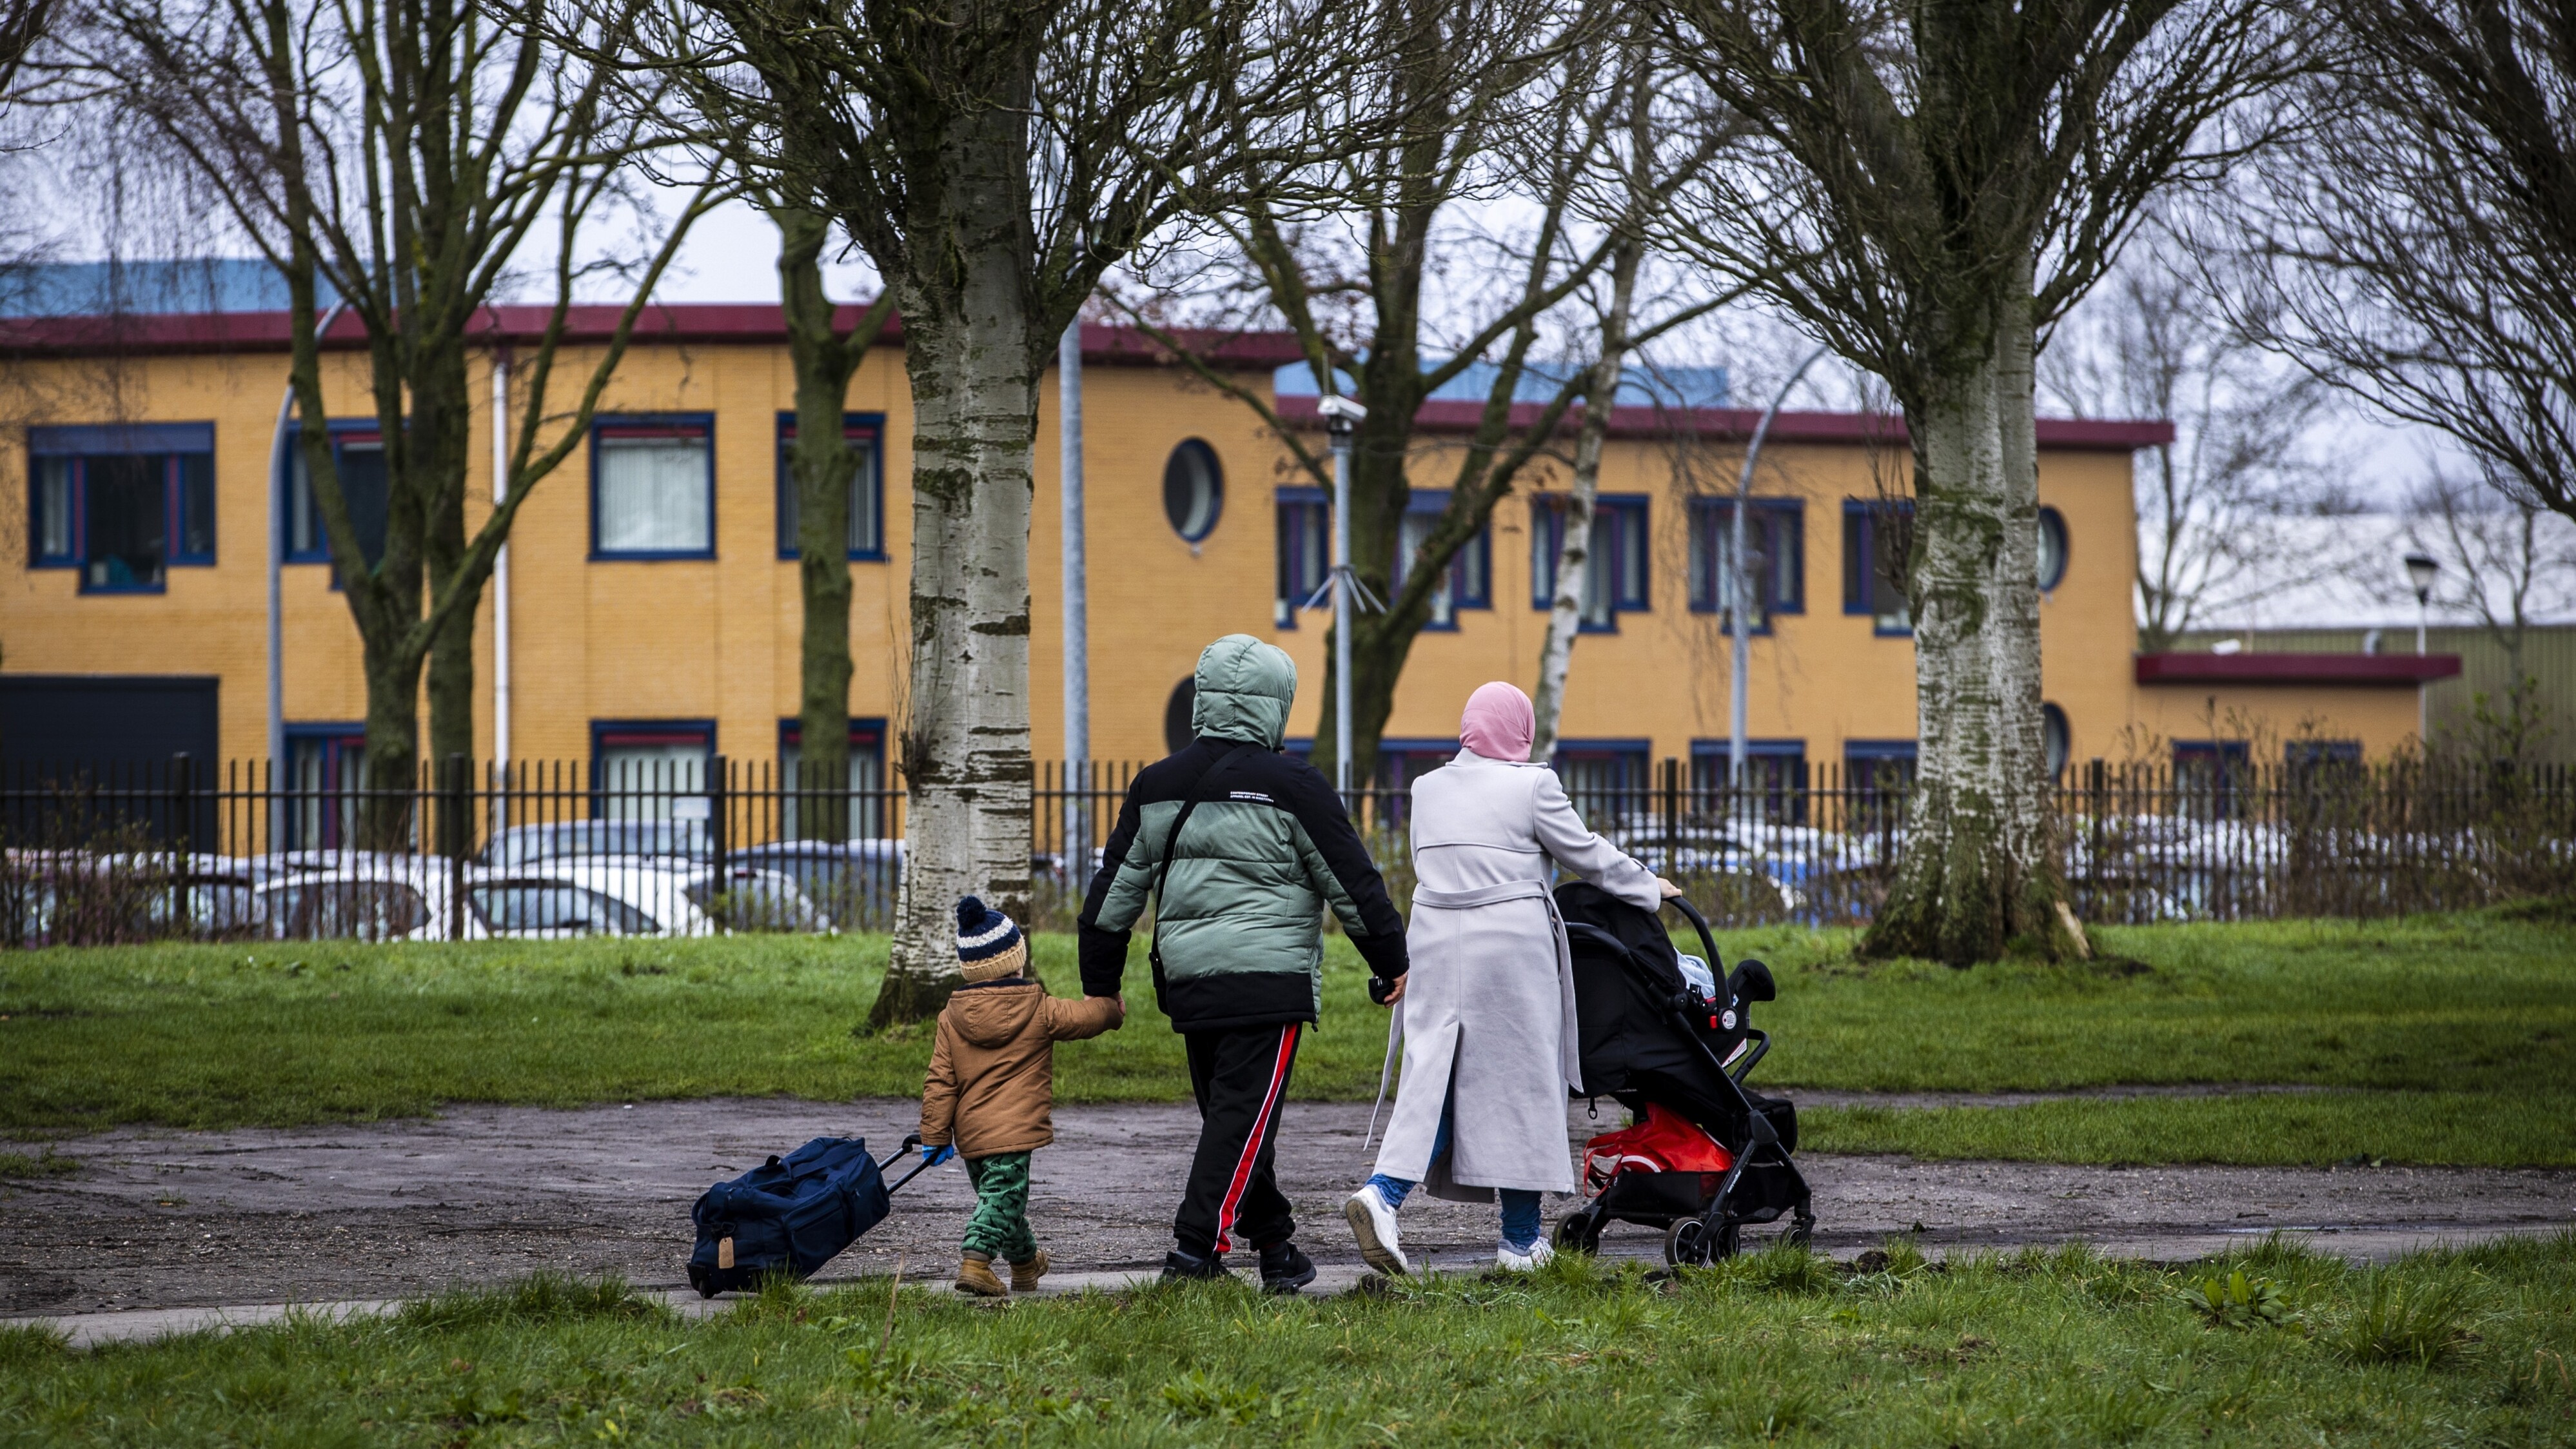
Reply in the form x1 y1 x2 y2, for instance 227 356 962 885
2408 469 2576 761
1114 3 1733 784
1662 0 2301 964
647 0 1373 1022
71 0 717 836
2045 232 2351 653
2223 0 2576 529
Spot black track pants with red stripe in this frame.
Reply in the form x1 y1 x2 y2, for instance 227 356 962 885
1174 1022 1303 1258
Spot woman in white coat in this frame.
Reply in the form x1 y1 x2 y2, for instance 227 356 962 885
1344 681 1673 1272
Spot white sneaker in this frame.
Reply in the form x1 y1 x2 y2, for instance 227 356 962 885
1495 1237 1556 1272
1344 1183 1410 1276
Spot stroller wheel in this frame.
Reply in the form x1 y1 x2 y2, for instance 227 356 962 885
1787 1208 1815 1248
1553 1209 1602 1256
1662 1218 1707 1267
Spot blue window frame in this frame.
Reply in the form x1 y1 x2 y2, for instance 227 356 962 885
1689 498 1802 627
283 723 369 850
1531 495 1649 630
1275 491 1330 627
29 423 217 591
1691 738 1809 823
591 720 716 821
1844 738 1917 827
1553 738 1655 833
1165 439 1225 542
1842 500 1913 634
282 420 392 571
1396 491 1491 630
774 412 887 561
2175 740 2250 821
591 415 715 560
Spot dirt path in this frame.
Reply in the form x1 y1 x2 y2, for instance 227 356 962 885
5 1098 2568 1318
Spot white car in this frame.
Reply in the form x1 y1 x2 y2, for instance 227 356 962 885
255 856 823 940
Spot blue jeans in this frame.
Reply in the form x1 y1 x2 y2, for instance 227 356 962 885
1366 1097 1545 1252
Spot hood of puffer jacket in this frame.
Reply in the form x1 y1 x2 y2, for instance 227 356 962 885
947 980 1042 1048
1190 635 1296 748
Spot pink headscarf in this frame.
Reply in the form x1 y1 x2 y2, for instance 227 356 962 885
1459 681 1537 762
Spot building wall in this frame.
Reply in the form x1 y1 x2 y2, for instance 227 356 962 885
2172 626 2576 764
0 335 2305 785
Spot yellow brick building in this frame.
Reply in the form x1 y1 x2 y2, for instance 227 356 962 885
0 304 2449 798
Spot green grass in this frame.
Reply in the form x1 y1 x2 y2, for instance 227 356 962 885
7 1236 2575 1445
3 912 2571 1166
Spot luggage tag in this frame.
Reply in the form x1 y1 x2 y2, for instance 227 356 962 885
717 1237 734 1270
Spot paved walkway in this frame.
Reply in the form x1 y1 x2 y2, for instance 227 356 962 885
6 1097 2568 1344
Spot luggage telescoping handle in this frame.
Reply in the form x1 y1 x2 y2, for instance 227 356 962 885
879 1134 934 1193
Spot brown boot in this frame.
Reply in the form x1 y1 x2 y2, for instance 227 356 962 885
956 1252 1007 1297
1009 1249 1050 1294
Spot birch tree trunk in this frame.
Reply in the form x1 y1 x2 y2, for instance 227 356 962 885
1863 275 2078 965
1532 235 1643 762
870 109 1040 1029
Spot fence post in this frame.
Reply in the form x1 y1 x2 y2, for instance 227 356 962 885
168 753 194 934
709 755 731 869
1661 757 1680 869
442 754 470 942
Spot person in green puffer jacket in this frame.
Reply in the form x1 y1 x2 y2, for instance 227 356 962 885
1078 634 1408 1292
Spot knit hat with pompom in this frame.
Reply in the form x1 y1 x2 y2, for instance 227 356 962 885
954 896 1027 983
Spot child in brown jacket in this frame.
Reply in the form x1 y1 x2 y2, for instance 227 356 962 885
919 896 1123 1296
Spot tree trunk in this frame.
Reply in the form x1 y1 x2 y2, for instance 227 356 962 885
1862 281 2078 965
1533 237 1642 762
778 206 862 842
869 117 1039 1028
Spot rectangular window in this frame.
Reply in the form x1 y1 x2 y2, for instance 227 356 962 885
1842 500 1912 633
1274 491 1330 627
1531 495 1649 629
779 717 890 839
774 413 886 560
2175 740 2250 822
593 417 714 558
1552 740 1654 834
29 423 217 589
593 722 716 822
1689 498 1803 626
1845 738 1918 831
1395 492 1492 629
286 426 391 570
1691 739 1808 825
284 725 369 851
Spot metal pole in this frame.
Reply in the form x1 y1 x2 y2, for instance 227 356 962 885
492 351 512 773
1330 416 1355 798
267 297 349 854
1730 344 1829 793
1059 320 1088 866
1059 320 1088 768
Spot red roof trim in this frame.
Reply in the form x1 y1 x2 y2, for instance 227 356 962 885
1271 395 2172 451
2134 653 2463 686
0 305 1304 371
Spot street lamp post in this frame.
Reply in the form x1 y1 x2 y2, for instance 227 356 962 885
1728 345 1830 796
2404 551 2440 744
1317 394 1373 800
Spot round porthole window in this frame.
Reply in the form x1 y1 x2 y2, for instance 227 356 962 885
2042 702 2070 778
1165 678 1198 754
1163 439 1223 542
2036 507 2069 591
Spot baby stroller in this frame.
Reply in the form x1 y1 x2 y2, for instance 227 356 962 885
1551 882 1813 1265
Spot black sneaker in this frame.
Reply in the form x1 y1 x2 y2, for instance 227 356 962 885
1258 1239 1316 1295
1160 1248 1231 1283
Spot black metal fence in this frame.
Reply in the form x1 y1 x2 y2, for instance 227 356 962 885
5 754 2570 947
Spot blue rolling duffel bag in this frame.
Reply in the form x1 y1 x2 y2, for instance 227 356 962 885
687 1133 930 1297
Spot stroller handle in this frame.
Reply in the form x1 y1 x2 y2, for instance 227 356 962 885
1663 892 1722 973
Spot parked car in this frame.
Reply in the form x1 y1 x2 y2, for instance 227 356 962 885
725 840 902 930
478 821 712 870
253 853 827 940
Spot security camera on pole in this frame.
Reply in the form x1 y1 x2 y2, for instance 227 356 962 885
1310 394 1379 799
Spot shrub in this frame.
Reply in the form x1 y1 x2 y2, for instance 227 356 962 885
2181 1270 2295 1330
